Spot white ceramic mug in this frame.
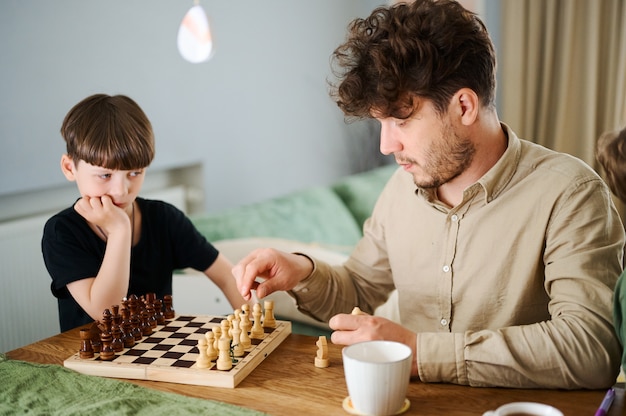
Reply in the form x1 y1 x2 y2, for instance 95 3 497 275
482 401 563 416
342 340 412 416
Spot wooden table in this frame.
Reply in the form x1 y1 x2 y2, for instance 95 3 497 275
6 327 624 415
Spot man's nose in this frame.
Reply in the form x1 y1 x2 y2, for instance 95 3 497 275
379 123 402 155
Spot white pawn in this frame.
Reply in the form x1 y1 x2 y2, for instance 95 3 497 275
263 300 276 328
231 319 244 357
227 314 235 337
250 303 264 339
241 305 252 333
212 326 221 350
220 319 231 341
239 318 252 349
205 331 217 361
196 338 211 369
216 337 232 370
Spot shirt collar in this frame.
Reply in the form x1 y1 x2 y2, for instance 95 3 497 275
417 123 521 206
475 123 520 204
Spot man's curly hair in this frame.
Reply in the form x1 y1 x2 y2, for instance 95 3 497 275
330 0 496 120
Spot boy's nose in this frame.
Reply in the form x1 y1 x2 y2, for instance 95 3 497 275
109 177 129 197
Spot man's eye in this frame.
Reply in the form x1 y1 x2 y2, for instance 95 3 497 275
395 120 407 127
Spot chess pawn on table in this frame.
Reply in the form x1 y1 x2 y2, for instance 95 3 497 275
240 304 252 333
220 320 231 342
204 331 218 361
145 303 157 329
79 329 94 359
130 313 143 341
99 331 116 361
195 338 211 369
226 314 235 337
263 300 276 328
154 298 166 325
212 326 221 350
230 319 244 357
239 319 252 349
250 303 264 339
89 322 102 353
110 325 124 353
162 294 175 319
216 337 233 370
140 310 153 336
120 308 135 348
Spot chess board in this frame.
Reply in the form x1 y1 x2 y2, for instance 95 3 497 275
64 315 292 388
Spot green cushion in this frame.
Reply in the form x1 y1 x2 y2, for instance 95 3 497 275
191 186 362 248
331 164 397 229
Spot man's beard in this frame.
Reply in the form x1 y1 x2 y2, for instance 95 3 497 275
411 125 475 189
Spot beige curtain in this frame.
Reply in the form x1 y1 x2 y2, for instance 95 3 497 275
499 0 626 217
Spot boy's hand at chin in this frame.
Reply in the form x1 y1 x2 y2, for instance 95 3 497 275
74 195 130 235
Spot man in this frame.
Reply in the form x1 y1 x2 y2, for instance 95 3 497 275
233 0 624 389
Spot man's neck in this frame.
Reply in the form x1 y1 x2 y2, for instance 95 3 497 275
436 118 507 208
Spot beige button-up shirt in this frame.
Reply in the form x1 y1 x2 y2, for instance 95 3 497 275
291 125 625 389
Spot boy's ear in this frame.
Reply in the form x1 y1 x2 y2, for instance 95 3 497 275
60 154 77 181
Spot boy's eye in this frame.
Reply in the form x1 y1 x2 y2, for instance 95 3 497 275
99 173 112 179
129 170 144 177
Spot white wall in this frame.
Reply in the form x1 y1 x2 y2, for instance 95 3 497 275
0 0 384 220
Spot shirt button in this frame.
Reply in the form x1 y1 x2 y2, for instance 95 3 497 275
451 214 458 222
440 318 448 326
442 265 450 273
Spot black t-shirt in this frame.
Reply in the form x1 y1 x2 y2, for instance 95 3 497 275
42 197 218 332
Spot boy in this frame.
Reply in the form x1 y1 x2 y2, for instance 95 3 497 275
42 93 247 332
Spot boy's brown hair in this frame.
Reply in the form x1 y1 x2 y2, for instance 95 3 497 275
61 94 155 170
597 127 626 203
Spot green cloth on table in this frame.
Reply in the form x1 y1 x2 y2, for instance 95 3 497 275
0 354 268 416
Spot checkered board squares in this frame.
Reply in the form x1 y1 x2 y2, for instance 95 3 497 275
64 315 292 388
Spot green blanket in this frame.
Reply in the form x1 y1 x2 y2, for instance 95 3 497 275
0 354 267 416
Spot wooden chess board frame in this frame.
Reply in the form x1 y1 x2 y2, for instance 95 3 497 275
64 315 292 388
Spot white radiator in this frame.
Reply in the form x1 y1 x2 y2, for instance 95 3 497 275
0 186 188 353
0 213 58 353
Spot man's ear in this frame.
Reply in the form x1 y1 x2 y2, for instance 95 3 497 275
454 88 479 126
60 154 77 181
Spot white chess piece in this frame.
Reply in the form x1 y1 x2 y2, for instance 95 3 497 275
231 319 245 357
263 300 276 328
196 338 211 368
216 337 233 370
205 331 217 361
250 303 264 339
